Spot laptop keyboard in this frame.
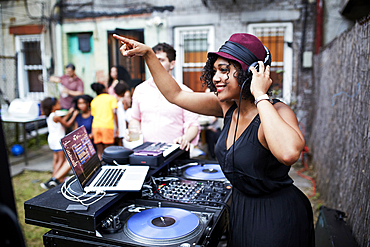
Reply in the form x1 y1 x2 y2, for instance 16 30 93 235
93 168 126 187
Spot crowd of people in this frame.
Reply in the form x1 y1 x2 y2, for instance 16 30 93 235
40 63 133 189
40 42 203 189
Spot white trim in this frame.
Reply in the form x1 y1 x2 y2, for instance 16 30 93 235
248 22 293 104
56 24 64 77
183 63 207 67
174 26 214 85
15 34 47 100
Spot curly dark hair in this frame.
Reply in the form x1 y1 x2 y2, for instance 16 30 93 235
200 55 254 102
72 94 93 111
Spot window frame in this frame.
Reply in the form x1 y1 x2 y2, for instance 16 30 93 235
248 22 293 104
15 34 47 100
174 26 214 86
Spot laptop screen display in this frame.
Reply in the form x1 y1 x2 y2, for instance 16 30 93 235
60 126 99 187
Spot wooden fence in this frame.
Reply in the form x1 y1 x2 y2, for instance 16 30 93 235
309 17 370 246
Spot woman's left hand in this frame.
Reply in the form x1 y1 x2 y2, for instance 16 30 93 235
249 61 273 98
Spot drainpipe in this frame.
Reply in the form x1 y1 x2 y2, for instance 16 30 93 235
56 0 63 75
315 0 323 54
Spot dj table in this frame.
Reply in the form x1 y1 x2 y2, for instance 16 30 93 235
25 149 232 247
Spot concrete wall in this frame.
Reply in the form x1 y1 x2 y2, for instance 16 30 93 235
322 0 354 46
61 15 164 96
61 0 316 132
0 0 57 100
309 19 370 246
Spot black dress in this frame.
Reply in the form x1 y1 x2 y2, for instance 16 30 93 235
215 102 315 247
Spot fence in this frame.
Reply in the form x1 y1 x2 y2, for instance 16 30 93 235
309 18 370 246
0 55 17 102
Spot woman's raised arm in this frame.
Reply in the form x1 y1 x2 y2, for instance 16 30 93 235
113 34 224 117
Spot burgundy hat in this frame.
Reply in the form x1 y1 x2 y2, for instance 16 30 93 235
208 33 266 71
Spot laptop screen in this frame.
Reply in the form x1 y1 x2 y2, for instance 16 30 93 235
60 126 100 187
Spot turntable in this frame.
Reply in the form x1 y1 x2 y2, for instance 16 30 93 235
123 207 209 246
183 163 227 181
43 200 228 247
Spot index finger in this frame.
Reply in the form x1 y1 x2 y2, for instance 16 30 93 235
265 65 271 76
258 61 265 72
113 34 132 44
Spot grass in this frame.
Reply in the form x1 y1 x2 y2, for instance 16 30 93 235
12 170 52 247
9 134 52 246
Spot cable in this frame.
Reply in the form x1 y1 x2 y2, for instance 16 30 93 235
231 79 247 188
24 0 41 20
296 145 316 199
60 176 107 206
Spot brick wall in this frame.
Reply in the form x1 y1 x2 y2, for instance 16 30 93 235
308 18 370 247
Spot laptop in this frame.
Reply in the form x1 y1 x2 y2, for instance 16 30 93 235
60 126 149 193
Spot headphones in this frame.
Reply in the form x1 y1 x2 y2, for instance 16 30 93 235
247 46 271 77
219 41 271 79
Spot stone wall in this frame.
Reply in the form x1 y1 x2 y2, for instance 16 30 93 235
309 18 370 247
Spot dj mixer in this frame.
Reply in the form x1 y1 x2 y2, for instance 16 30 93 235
25 145 232 247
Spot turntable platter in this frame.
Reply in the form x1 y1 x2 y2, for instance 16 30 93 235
183 164 226 181
126 208 200 240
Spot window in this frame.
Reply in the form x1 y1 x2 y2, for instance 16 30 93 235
248 23 293 104
174 26 214 92
15 35 46 100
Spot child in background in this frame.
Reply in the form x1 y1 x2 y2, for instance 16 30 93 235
72 94 94 139
90 83 118 159
114 81 132 146
40 97 78 189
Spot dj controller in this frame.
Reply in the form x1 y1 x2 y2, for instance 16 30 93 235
146 162 232 209
27 149 232 247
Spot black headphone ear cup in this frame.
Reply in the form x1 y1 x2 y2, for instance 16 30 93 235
248 61 258 77
263 46 271 67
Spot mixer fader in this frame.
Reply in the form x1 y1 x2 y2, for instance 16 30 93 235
152 179 232 207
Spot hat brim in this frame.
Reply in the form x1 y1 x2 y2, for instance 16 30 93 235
208 51 249 71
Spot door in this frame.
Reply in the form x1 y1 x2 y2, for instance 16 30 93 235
66 32 94 94
107 29 145 88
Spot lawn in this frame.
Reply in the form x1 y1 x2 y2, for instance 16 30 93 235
12 170 52 247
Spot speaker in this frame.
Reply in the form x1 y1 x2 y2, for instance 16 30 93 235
315 206 358 247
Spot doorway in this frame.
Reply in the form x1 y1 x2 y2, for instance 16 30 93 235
107 29 145 89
